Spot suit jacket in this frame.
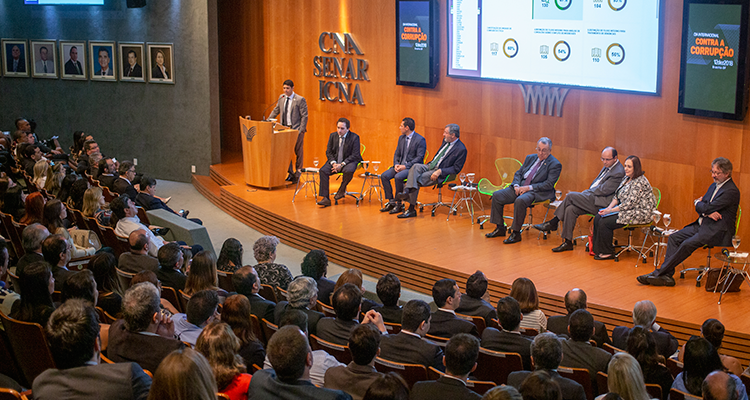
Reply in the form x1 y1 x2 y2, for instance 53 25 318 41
324 362 384 400
32 362 151 400
585 160 626 208
392 132 426 169
685 178 740 247
480 328 533 370
135 192 176 214
248 369 352 400
274 302 324 335
15 252 44 276
98 174 116 189
64 59 83 75
559 338 612 393
611 326 679 358
428 310 479 338
95 67 113 76
317 277 336 307
152 65 169 79
244 292 276 323
268 94 309 133
157 267 187 292
316 317 358 345
428 139 467 180
325 131 362 166
508 370 586 400
547 314 611 348
108 319 185 374
118 252 160 274
512 153 563 201
51 265 77 292
113 178 138 200
35 60 55 74
379 331 445 371
7 56 25 73
123 63 142 77
371 305 403 324
455 295 497 325
411 376 482 400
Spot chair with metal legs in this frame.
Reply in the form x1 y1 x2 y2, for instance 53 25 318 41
614 187 661 263
292 167 319 202
334 143 365 206
477 157 522 229
680 206 741 286
419 175 456 217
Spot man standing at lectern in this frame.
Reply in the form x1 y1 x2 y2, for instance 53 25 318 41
269 79 309 183
317 118 362 207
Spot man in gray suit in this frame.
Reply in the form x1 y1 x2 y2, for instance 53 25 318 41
534 147 624 252
269 79 309 182
379 117 427 214
34 46 55 75
324 324 384 400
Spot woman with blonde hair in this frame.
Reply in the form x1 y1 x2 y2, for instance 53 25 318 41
597 353 654 400
185 250 228 301
252 235 293 290
509 277 546 332
196 322 252 400
81 186 111 226
146 348 218 400
45 162 66 197
32 160 49 189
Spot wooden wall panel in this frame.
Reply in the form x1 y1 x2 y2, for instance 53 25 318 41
219 0 750 240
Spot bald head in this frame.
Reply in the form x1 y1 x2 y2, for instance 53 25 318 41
564 288 587 314
601 147 619 169
128 229 149 254
703 371 738 400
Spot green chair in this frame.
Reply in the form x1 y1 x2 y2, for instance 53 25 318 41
477 157 522 228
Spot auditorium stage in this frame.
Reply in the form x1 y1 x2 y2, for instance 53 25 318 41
193 157 750 365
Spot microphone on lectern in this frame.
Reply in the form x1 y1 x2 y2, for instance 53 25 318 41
262 95 283 121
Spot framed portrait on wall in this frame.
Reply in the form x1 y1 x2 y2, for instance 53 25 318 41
147 43 174 84
119 42 145 82
60 41 87 80
2 39 29 77
89 41 116 81
31 40 58 78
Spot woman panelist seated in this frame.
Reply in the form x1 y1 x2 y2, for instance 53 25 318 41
592 155 656 260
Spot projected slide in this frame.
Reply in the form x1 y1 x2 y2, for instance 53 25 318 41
448 0 661 94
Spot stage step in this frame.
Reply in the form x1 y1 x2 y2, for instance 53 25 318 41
192 174 222 205
209 166 234 187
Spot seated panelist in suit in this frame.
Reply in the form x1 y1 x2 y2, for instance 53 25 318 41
379 299 445 372
379 117 427 215
638 157 740 287
535 147 625 252
486 137 562 244
480 296 534 370
428 278 479 339
318 118 363 207
395 123 467 219
268 79 309 182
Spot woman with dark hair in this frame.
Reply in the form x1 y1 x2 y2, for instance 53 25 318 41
66 177 90 211
56 173 78 207
626 326 673 400
221 294 265 369
333 268 381 313
152 50 170 79
195 322 252 400
185 251 228 301
70 131 91 159
217 238 243 273
43 199 96 258
10 260 55 326
252 236 293 290
592 155 656 260
301 249 335 306
672 337 747 399
19 191 46 225
88 252 124 316
146 348 218 400
0 176 25 221
510 277 546 332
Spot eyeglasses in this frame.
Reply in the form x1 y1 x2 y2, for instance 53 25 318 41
601 157 614 162
535 147 550 154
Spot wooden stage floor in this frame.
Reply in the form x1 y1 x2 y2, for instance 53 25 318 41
194 158 750 365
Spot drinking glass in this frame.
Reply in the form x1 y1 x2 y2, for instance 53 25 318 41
467 173 475 185
732 235 741 251
555 190 562 201
313 157 319 168
652 210 662 225
372 161 380 173
362 160 370 171
459 173 466 186
663 214 671 229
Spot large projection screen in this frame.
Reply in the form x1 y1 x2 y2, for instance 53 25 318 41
447 0 662 94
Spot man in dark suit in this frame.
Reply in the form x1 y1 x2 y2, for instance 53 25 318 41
123 50 143 78
32 299 152 400
274 276 324 333
268 79 309 182
535 147 625 252
379 117 427 215
480 296 533 370
396 123 467 219
370 273 403 324
118 230 160 274
96 157 117 188
455 270 497 325
638 157 740 287
611 300 678 358
15 223 49 276
233 265 276 323
559 309 612 393
43 235 75 292
318 117 362 207
428 278 479 339
379 299 445 371
300 249 336 307
136 176 200 224
317 283 387 345
7 44 25 73
249 325 352 400
508 333 586 400
324 324 384 400
155 243 187 291
75 139 100 175
411 333 482 400
113 161 138 200
486 137 562 243
547 289 611 348
64 46 83 75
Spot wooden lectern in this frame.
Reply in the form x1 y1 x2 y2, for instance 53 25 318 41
238 117 298 189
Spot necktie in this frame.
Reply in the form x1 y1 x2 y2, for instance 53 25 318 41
13 60 18 72
590 167 608 189
337 136 345 163
523 159 542 186
282 97 290 126
428 143 449 169
75 62 81 74
401 136 410 164
43 62 47 73
101 69 105 76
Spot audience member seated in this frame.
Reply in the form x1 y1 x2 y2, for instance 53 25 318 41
626 326 673 400
317 283 387 345
156 242 187 291
19 191 45 225
82 186 112 226
119 229 160 274
61 269 97 305
111 194 166 257
232 265 275 321
10 260 55 326
301 249 336 306
66 177 90 211
612 300 678 358
379 299 445 371
455 270 497 325
195 321 252 400
89 252 125 316
45 162 67 198
173 289 220 345
32 299 152 400
145 348 218 400
20 143 42 176
274 276 324 334
597 352 653 400
217 237 244 273
483 385 523 400
1 176 26 221
184 250 228 301
411 333 482 400
251 325 352 399
559 309 612 393
333 268 381 314
519 370 564 400
547 288 611 347
96 157 117 188
678 319 743 377
43 199 96 258
508 333 586 400
703 371 741 400
108 282 186 373
42 234 75 291
0 239 20 316
113 161 138 200
324 323 385 400
130 270 179 315
371 273 403 324
221 294 266 369
252 235 293 290
87 151 103 177
480 296 533 370
673 337 747 400
136 176 199 224
32 159 49 188
429 278 479 339
510 277 547 332
15 222 49 275
362 372 410 400
74 139 100 176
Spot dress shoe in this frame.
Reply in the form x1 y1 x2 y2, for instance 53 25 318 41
485 225 506 238
647 275 676 287
317 198 332 207
534 220 558 233
636 273 655 285
397 209 417 219
552 241 574 252
395 190 411 202
334 191 346 201
380 202 396 213
503 231 522 244
389 203 405 214
593 254 614 260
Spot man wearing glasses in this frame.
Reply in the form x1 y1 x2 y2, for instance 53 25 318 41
534 147 624 252
485 137 562 244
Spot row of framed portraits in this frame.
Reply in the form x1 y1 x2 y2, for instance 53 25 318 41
1 39 175 84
